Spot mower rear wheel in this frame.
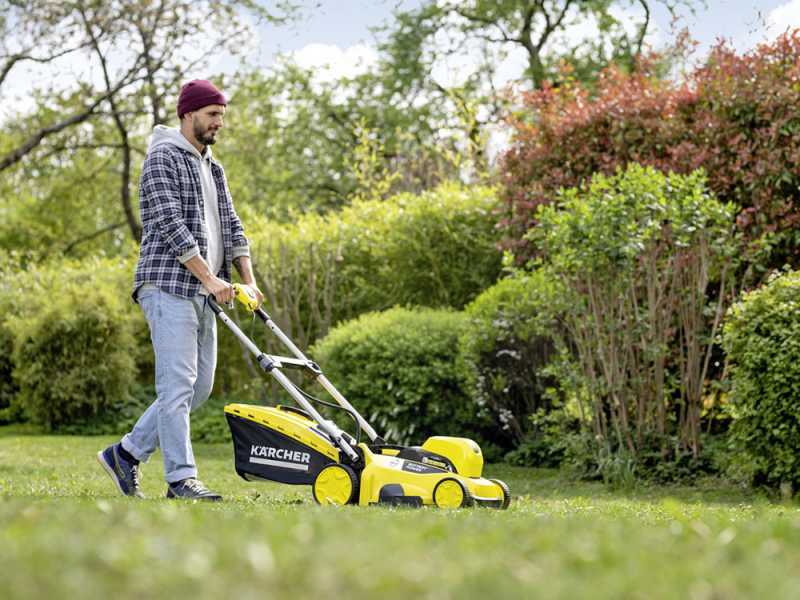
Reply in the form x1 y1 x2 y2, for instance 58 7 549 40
313 464 359 506
432 477 472 509
489 478 511 510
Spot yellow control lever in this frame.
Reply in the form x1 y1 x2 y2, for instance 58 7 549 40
233 283 259 312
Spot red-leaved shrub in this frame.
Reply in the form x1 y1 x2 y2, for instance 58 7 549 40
500 30 800 271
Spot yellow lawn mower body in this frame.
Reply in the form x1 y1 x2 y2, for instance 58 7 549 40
214 286 511 510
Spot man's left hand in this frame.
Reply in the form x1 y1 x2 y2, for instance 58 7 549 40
244 283 264 309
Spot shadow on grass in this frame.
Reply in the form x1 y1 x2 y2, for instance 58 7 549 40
487 463 775 508
0 423 46 437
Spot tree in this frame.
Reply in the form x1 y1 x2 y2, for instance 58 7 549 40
0 0 298 244
382 0 699 92
223 60 473 218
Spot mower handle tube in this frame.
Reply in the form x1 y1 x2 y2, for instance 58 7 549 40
252 306 382 444
207 296 361 463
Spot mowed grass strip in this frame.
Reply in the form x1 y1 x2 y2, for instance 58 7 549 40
2 432 800 599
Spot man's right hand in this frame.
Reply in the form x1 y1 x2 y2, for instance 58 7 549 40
182 255 234 303
205 276 234 304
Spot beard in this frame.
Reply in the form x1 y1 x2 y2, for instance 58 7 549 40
193 119 218 146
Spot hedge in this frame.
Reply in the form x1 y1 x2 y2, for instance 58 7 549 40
0 183 503 430
310 307 491 447
723 269 800 490
2 255 145 431
500 31 800 273
243 183 503 353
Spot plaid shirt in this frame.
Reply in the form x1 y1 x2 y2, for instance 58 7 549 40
133 143 249 300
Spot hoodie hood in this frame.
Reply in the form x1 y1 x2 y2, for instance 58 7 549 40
147 125 212 161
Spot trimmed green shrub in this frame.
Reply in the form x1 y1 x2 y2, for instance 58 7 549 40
723 269 800 490
4 256 142 431
0 256 21 424
244 183 503 352
311 307 489 447
459 270 568 456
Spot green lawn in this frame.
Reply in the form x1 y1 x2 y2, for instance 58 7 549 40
2 431 800 599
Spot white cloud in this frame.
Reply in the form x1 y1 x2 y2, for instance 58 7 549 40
768 0 800 35
427 2 662 92
289 43 379 84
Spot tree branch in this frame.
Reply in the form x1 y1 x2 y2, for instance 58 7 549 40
79 4 140 242
63 221 126 255
634 0 651 58
0 61 143 172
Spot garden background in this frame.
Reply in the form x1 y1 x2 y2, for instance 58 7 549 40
4 2 800 598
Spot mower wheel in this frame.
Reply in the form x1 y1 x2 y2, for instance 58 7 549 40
432 477 472 509
313 464 359 506
489 478 511 510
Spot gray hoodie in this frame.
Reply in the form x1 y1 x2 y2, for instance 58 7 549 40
147 125 223 294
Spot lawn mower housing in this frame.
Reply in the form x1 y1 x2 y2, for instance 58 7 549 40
212 285 510 510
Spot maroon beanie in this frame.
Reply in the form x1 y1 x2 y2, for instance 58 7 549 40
177 80 227 118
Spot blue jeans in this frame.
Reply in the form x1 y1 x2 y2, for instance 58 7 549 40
121 286 217 483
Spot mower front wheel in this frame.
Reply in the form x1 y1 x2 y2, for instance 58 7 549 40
313 464 359 506
432 477 472 509
489 478 511 510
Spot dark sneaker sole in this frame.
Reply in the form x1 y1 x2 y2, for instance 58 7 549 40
96 450 129 497
165 488 222 502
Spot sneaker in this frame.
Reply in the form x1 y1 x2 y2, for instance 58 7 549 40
96 443 144 498
166 478 222 502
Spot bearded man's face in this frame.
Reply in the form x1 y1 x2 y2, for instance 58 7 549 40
191 104 225 146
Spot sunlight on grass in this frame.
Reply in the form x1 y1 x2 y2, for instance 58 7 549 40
2 434 800 599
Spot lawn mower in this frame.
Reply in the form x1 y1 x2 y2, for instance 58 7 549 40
209 284 511 509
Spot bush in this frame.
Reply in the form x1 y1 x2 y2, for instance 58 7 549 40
459 270 567 454
504 409 578 468
723 269 800 491
532 165 736 469
311 307 491 447
3 256 143 431
500 31 800 275
245 183 502 351
212 183 503 400
0 252 27 423
190 396 233 444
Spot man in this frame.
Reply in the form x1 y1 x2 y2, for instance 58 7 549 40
97 79 263 501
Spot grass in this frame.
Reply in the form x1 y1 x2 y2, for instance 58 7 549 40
2 431 800 599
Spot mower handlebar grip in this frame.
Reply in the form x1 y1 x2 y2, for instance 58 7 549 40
206 295 224 315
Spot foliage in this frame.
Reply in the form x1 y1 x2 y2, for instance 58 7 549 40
723 269 800 491
562 430 728 487
459 270 566 451
0 184 502 423
500 31 800 275
223 63 474 219
243 183 502 353
504 409 579 469
1 256 144 431
4 433 800 599
311 307 488 446
0 254 22 423
0 1 299 253
531 165 736 464
190 396 234 444
0 106 141 262
382 0 695 92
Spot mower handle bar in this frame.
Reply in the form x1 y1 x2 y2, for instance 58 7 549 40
207 294 364 462
210 288 381 444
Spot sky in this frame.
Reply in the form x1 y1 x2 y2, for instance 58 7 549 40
215 0 800 83
3 0 800 118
